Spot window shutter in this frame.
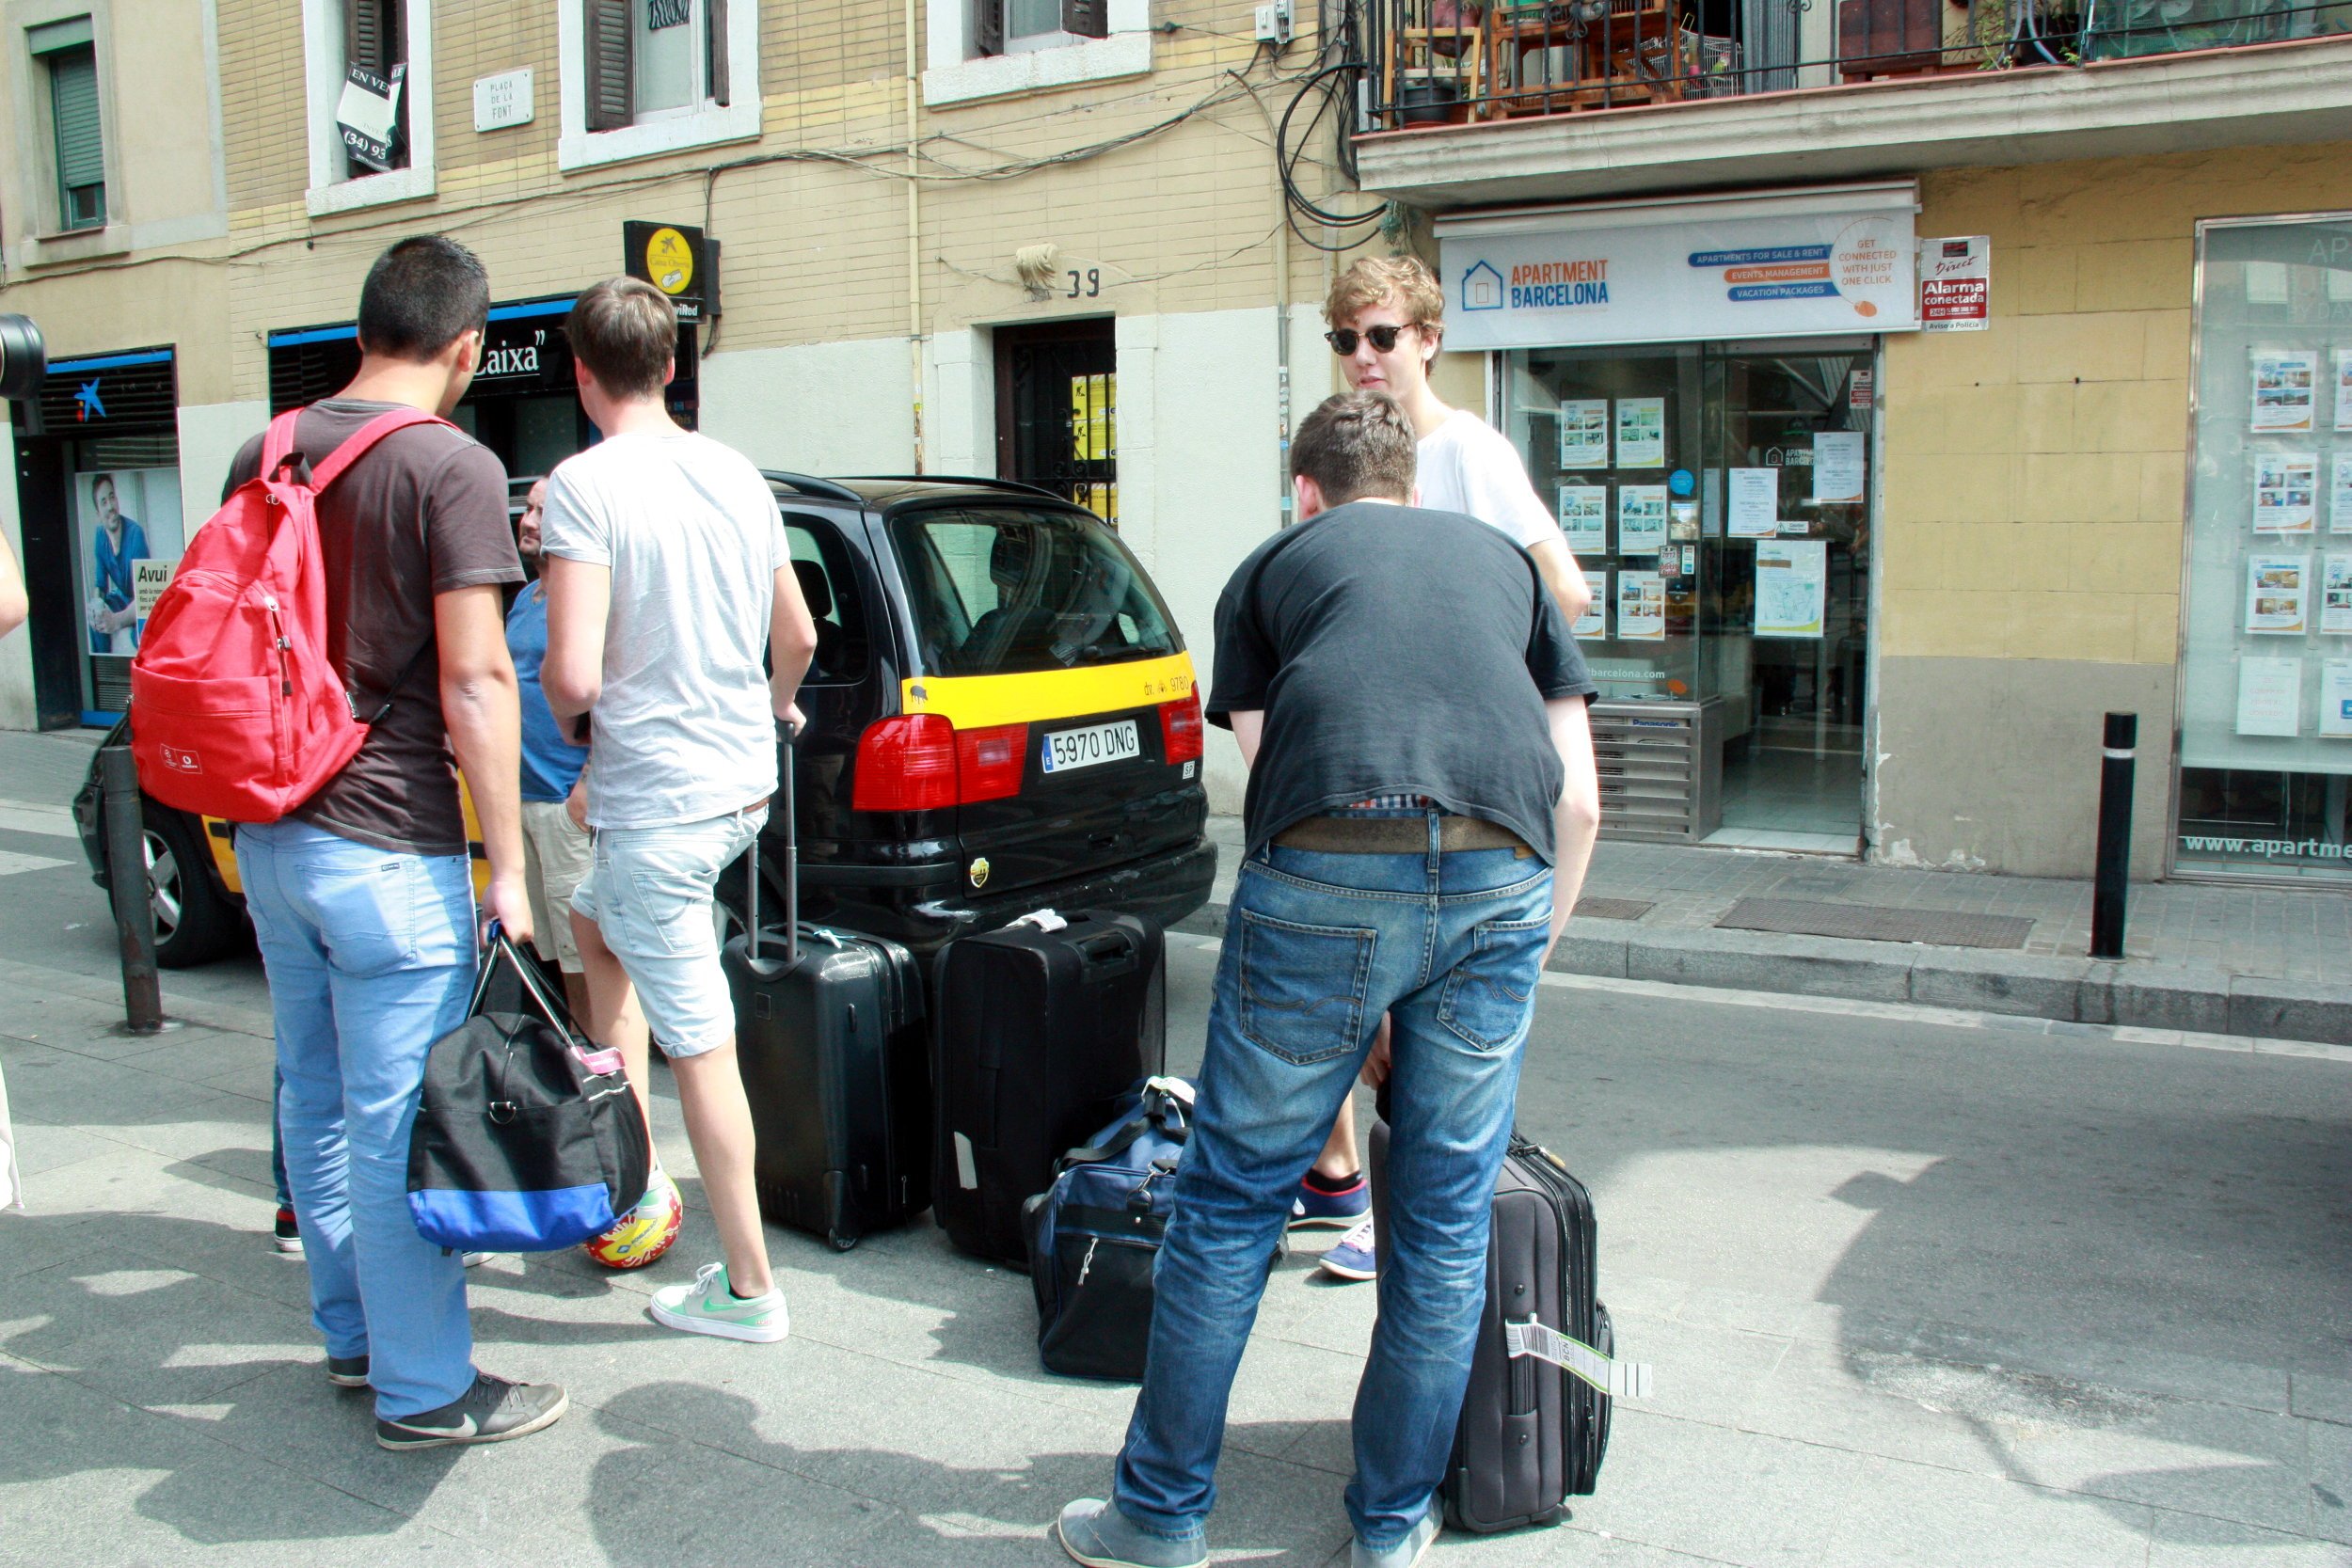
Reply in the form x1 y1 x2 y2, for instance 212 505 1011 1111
584 0 634 131
1060 0 1108 39
50 47 104 192
707 0 729 105
974 0 1004 56
343 0 388 70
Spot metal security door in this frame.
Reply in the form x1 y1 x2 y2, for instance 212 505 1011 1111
994 319 1117 524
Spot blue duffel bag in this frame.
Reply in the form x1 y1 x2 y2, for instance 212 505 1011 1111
1022 1076 1197 1382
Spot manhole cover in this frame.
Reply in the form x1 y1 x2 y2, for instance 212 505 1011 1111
1573 897 1654 922
1717 896 2032 950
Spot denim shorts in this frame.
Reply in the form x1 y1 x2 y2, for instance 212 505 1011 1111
571 805 766 1058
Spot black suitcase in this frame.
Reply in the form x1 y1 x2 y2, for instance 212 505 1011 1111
932 910 1166 1262
724 728 930 1250
1370 1118 1616 1531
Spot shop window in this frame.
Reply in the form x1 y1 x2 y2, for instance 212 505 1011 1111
2174 215 2352 882
30 19 103 233
301 0 434 215
563 0 757 170
927 0 1146 106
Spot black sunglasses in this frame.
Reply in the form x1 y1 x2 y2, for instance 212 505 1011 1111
1326 324 1418 356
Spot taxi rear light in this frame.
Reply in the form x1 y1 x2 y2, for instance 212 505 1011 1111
1159 694 1204 765
852 715 958 812
957 722 1029 802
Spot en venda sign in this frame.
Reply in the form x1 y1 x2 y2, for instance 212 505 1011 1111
1437 183 1919 350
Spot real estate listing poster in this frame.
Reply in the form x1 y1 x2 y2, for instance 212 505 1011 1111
2335 350 2352 433
1727 467 1778 537
1617 485 1669 555
1559 401 1611 469
2251 350 2317 433
2247 553 2312 634
2254 451 2318 534
1616 570 1665 641
1754 540 1828 639
2333 454 2352 533
1808 432 1866 505
1614 398 1665 468
2236 656 2303 736
1573 572 1607 640
2326 554 2352 635
1557 486 1608 556
2322 660 2352 737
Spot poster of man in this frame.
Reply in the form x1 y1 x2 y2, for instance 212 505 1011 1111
76 467 182 655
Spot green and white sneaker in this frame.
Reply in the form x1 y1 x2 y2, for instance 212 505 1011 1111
647 1261 789 1343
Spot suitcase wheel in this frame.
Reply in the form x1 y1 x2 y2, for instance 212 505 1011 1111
827 1229 860 1252
1531 1506 1564 1528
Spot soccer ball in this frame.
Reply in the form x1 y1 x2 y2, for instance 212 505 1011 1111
583 1169 683 1270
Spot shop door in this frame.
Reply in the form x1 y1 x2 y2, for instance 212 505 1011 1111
994 319 1117 524
1704 343 1872 851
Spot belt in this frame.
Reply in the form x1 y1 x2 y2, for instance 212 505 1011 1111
1272 815 1532 855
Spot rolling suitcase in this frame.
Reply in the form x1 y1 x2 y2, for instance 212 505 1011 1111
725 727 930 1249
932 909 1167 1262
1370 1117 1640 1531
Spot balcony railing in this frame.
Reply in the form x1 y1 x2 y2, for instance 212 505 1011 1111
1359 0 2352 129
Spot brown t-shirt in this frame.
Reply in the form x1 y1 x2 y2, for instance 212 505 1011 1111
228 399 520 856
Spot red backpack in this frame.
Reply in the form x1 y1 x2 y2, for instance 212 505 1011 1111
131 405 452 822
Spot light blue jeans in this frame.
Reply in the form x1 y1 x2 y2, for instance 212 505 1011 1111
236 819 478 1420
1113 813 1552 1551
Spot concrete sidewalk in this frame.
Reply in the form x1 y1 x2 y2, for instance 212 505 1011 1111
1200 818 2352 1046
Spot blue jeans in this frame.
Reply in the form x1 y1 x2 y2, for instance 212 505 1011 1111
1113 815 1552 1550
236 819 479 1419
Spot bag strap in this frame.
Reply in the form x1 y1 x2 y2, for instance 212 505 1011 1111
358 640 434 727
1060 1085 1191 1168
306 406 450 494
258 409 308 482
467 922 586 1045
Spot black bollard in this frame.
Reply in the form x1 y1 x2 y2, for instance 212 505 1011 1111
2090 712 2137 962
99 746 163 1033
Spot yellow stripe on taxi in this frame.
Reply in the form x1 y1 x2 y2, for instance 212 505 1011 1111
899 653 1196 732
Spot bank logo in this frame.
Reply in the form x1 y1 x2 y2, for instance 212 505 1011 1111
160 744 203 776
75 379 105 421
1461 261 1503 312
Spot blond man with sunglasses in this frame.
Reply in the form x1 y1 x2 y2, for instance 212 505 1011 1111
1293 254 1595 1287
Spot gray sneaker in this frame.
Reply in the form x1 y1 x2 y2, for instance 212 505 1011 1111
374 1373 567 1450
1352 1511 1438 1568
325 1354 369 1389
1054 1499 1207 1568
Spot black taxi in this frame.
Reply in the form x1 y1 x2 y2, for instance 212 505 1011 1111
734 473 1214 964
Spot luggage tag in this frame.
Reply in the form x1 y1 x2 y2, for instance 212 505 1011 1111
1504 1318 1654 1401
1009 909 1069 932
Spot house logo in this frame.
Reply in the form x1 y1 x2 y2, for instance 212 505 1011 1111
75 378 105 421
160 744 202 775
1461 261 1504 311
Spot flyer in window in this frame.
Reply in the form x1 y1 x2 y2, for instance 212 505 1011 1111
1616 570 1664 641
2332 455 2352 532
1556 486 1607 556
2337 351 2352 433
2326 554 2352 634
2322 660 2352 736
1616 485 1669 555
1614 398 1666 467
2235 657 2303 736
2253 451 2318 534
2250 350 2317 433
1573 572 1608 640
1754 540 1828 639
2246 553 2311 634
1727 467 1779 537
1559 401 1611 469
1808 431 1867 504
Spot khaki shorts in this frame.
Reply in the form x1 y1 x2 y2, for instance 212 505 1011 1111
520 800 594 973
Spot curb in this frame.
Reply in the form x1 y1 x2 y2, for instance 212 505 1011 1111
1173 906 2352 1049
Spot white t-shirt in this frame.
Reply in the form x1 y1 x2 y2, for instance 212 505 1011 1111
1417 408 1563 550
540 431 789 830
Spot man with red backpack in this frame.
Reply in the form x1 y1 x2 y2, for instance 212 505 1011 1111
216 238 564 1449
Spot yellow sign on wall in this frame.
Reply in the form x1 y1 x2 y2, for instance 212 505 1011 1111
643 227 694 296
1071 373 1114 462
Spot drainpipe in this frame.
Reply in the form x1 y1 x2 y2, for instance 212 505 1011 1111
906 0 925 473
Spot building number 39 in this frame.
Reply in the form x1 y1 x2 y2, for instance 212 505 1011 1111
1066 269 1101 299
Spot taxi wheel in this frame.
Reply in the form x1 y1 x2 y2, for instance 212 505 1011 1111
142 807 240 969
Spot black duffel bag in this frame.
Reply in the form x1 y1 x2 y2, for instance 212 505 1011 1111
406 927 650 1253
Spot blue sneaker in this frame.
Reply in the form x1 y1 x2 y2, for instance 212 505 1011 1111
1290 1174 1370 1230
1318 1216 1376 1281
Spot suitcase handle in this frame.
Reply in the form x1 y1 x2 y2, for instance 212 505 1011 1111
1075 928 1138 981
745 721 799 972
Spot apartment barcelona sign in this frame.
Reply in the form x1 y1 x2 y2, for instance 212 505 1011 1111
1437 184 1919 350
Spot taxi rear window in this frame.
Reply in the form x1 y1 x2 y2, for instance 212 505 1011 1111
891 507 1179 678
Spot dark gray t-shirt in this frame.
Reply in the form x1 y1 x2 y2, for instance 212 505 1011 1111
228 399 520 856
1206 500 1597 864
